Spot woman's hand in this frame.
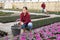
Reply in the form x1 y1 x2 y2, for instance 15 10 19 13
20 21 24 25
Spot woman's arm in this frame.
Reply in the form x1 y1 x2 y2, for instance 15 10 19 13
20 13 24 25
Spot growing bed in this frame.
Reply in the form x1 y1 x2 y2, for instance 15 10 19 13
0 15 49 23
0 11 14 16
48 11 60 15
33 17 60 29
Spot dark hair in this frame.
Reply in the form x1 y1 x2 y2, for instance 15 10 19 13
23 6 28 10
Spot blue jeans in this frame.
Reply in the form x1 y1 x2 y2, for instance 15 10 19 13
21 22 33 30
42 9 44 13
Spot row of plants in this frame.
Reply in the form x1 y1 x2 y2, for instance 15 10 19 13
48 11 60 15
0 11 14 16
2 9 42 13
33 17 60 29
0 15 49 23
2 9 60 15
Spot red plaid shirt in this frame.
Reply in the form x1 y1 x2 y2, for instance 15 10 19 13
20 12 31 24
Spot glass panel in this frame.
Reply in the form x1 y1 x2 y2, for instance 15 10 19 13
39 0 47 2
25 0 31 2
48 0 58 2
31 0 38 2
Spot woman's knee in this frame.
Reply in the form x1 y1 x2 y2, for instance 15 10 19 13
28 22 33 29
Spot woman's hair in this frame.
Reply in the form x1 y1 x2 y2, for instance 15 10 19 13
23 6 28 10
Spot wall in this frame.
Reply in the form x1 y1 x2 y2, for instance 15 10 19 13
12 2 60 11
0 2 60 11
0 3 4 8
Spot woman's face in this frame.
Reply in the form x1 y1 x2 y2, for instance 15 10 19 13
23 8 27 13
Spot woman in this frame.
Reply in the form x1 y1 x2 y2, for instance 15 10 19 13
20 7 33 33
41 2 46 13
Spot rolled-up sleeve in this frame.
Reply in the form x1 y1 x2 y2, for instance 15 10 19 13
20 13 23 21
